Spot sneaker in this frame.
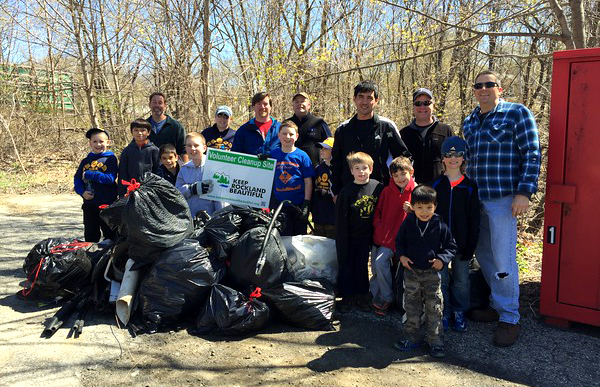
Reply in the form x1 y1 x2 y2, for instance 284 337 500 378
336 298 352 314
453 311 467 332
429 345 447 358
442 317 449 332
393 339 425 352
469 306 499 322
493 322 520 347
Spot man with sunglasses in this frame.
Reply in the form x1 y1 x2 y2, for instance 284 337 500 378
202 105 236 151
463 70 540 347
400 88 454 184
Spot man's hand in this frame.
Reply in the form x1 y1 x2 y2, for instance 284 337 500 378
512 194 530 217
429 258 443 271
400 255 413 271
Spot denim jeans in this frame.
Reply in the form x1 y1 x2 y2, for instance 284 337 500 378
440 256 470 318
476 196 520 324
369 246 395 303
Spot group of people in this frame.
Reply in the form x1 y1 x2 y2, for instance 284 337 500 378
73 70 541 358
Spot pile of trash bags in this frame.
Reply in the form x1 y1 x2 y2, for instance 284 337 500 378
20 172 338 338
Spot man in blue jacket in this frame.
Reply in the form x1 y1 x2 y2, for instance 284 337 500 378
231 92 281 156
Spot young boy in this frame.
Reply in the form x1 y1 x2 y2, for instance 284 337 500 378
370 156 415 316
156 143 180 185
310 137 335 239
431 136 480 332
335 152 383 312
118 118 159 196
176 132 224 217
270 120 314 236
395 185 456 358
74 128 118 242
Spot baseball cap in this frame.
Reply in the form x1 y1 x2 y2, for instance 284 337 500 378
413 88 433 101
215 105 233 117
316 137 334 149
292 92 310 101
441 136 467 154
86 128 109 139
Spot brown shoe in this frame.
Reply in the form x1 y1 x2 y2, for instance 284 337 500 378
469 307 499 322
493 322 520 347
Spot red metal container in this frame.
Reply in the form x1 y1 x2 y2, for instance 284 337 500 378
540 47 600 327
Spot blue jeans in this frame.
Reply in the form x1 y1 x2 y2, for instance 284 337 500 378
369 246 395 303
476 196 520 324
441 256 470 318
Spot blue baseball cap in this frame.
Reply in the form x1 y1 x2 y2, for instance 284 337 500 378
441 136 467 154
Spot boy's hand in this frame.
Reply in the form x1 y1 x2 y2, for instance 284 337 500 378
403 201 412 213
301 199 311 219
257 153 269 161
400 255 413 271
201 180 213 194
429 258 443 271
189 182 199 195
82 191 94 200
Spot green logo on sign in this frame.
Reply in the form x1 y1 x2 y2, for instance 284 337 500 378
213 172 231 187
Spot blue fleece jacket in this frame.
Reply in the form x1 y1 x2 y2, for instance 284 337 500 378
231 117 281 155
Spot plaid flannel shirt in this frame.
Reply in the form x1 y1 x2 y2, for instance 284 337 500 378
463 101 540 200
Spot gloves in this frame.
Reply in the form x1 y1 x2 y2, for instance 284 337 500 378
201 180 213 194
301 199 311 219
190 180 213 195
257 153 269 161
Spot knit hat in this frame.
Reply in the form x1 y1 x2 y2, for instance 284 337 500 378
441 136 466 154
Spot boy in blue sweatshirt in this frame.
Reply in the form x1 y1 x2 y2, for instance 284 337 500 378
394 185 456 358
74 128 118 242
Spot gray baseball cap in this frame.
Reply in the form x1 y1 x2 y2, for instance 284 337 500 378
215 105 233 117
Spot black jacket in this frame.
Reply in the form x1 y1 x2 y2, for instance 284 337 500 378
118 140 159 196
288 112 331 167
147 115 187 155
331 114 410 195
395 213 456 270
400 119 453 184
431 175 480 261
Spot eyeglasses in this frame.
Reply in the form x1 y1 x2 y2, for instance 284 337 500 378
413 100 433 107
473 82 499 89
443 151 464 158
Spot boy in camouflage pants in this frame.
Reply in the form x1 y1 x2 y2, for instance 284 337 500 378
394 185 456 358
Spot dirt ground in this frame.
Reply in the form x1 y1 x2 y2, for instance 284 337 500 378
1 193 599 387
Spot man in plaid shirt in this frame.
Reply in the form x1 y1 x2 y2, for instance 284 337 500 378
463 70 540 347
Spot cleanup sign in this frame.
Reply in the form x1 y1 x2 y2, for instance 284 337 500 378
201 148 276 208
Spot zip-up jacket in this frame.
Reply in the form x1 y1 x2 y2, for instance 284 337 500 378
400 119 453 184
431 175 480 261
395 213 456 269
372 178 416 251
331 114 410 195
147 115 187 155
231 117 281 155
288 112 331 167
118 140 159 196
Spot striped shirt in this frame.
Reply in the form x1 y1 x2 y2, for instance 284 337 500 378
463 101 540 200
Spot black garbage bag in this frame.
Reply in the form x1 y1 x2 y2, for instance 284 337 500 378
203 206 243 261
228 226 288 292
22 238 93 299
195 285 270 336
261 279 335 331
99 197 129 237
138 239 225 331
122 172 194 268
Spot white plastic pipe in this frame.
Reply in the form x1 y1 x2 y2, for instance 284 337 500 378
116 259 140 325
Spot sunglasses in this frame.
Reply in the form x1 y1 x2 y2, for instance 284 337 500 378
413 100 433 107
473 81 499 89
443 151 465 158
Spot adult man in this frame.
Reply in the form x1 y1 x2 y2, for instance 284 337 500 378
287 92 331 166
147 92 188 162
400 88 454 184
331 80 410 196
463 70 540 347
231 92 281 156
202 105 236 151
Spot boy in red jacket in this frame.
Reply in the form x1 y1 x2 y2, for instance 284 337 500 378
370 156 415 315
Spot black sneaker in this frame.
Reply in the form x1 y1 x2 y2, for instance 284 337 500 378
429 345 446 358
